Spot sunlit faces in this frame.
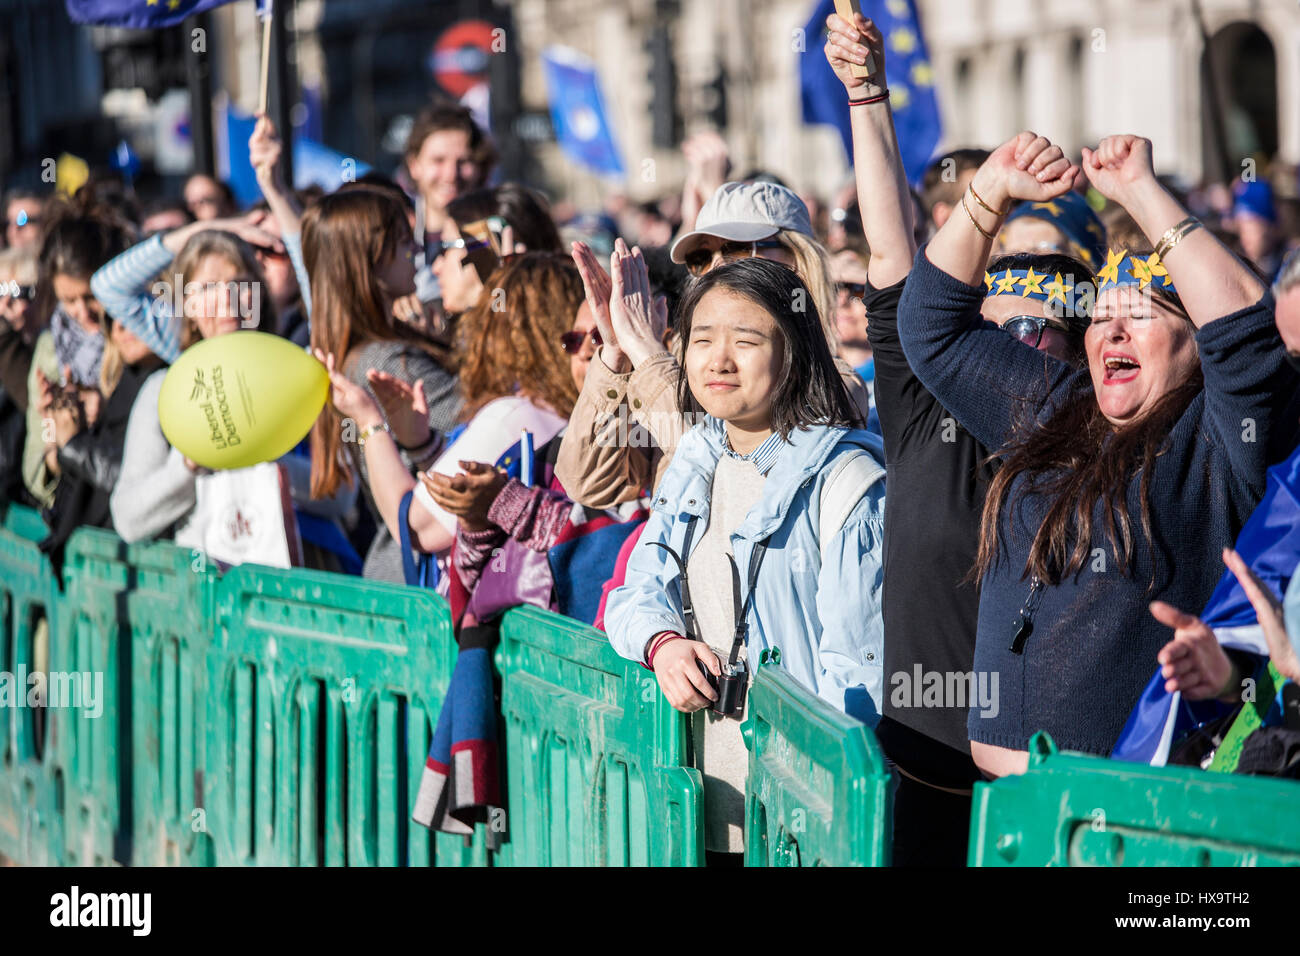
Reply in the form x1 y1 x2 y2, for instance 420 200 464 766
430 219 484 315
407 129 479 218
186 254 249 339
568 301 599 392
995 217 1069 258
1085 285 1200 427
684 289 783 434
52 274 104 333
980 292 1075 362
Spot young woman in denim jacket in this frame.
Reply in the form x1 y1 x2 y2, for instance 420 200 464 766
605 257 886 856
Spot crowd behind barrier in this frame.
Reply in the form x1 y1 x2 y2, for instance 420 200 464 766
4 11 1300 869
3 505 1300 867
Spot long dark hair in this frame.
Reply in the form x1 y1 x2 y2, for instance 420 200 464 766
975 285 1201 587
445 183 562 254
674 257 859 437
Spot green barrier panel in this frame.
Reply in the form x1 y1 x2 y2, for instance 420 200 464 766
3 503 49 544
0 507 62 865
742 663 891 866
126 539 218 866
492 606 703 866
209 565 476 866
969 732 1300 866
54 529 132 866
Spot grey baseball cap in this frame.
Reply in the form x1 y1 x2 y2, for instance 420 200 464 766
670 181 814 264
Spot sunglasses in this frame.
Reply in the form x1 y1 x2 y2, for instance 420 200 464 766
560 328 602 355
1002 315 1070 348
684 238 786 276
837 281 866 300
0 280 36 301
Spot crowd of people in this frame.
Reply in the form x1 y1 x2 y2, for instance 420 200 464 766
3 11 1300 866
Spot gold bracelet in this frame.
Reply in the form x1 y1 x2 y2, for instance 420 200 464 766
961 191 998 240
1153 216 1201 261
968 183 1008 217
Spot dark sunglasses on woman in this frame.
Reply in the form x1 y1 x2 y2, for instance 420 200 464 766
684 238 786 277
1002 314 1071 348
560 328 602 354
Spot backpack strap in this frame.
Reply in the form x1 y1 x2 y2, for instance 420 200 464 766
818 447 886 562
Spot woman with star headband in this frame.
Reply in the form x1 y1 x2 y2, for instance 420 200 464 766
898 131 1300 777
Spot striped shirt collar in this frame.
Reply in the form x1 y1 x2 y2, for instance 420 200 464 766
719 428 785 475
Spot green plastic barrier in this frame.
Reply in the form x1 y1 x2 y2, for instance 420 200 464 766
493 606 703 866
54 528 132 866
126 539 218 866
742 662 891 866
969 732 1300 866
0 506 62 865
208 564 475 866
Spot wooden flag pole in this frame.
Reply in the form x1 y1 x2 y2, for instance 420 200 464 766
257 6 274 115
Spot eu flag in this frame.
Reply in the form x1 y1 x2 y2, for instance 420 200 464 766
65 0 241 29
541 46 625 178
799 0 942 184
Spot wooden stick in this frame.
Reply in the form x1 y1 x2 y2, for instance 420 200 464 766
257 9 273 115
833 0 876 78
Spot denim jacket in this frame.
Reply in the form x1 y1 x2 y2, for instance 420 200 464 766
605 416 886 725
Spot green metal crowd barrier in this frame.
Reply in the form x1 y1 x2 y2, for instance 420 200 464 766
968 732 1300 866
492 605 702 866
126 538 217 866
208 563 479 867
743 663 891 866
0 505 61 866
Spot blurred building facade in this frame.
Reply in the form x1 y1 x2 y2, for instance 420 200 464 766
507 0 1300 206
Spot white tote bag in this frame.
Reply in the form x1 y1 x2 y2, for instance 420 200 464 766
174 462 302 569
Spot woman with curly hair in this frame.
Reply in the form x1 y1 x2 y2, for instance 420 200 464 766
318 251 583 560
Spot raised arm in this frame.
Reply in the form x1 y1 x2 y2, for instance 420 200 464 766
926 131 1080 286
1081 135 1265 326
92 217 283 364
824 12 915 287
897 135 1082 450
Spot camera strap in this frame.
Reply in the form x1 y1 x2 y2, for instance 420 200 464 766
648 514 703 642
726 539 769 667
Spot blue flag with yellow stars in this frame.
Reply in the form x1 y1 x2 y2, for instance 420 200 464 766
65 0 247 28
799 0 942 183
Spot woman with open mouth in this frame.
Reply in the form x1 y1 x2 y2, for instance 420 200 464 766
898 131 1300 778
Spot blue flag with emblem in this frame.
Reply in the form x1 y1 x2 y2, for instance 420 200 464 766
1111 445 1300 765
541 46 625 178
65 0 250 28
799 0 941 183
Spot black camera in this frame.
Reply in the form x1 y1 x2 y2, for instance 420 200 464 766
698 659 747 717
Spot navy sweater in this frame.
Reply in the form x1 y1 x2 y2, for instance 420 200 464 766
898 248 1300 756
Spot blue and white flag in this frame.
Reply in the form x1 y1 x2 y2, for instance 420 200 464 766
1112 446 1300 765
540 46 625 178
798 0 942 183
65 0 242 28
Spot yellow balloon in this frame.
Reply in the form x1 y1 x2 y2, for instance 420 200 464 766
158 331 328 470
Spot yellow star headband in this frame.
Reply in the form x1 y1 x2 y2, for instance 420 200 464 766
1095 248 1177 295
983 267 1081 311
